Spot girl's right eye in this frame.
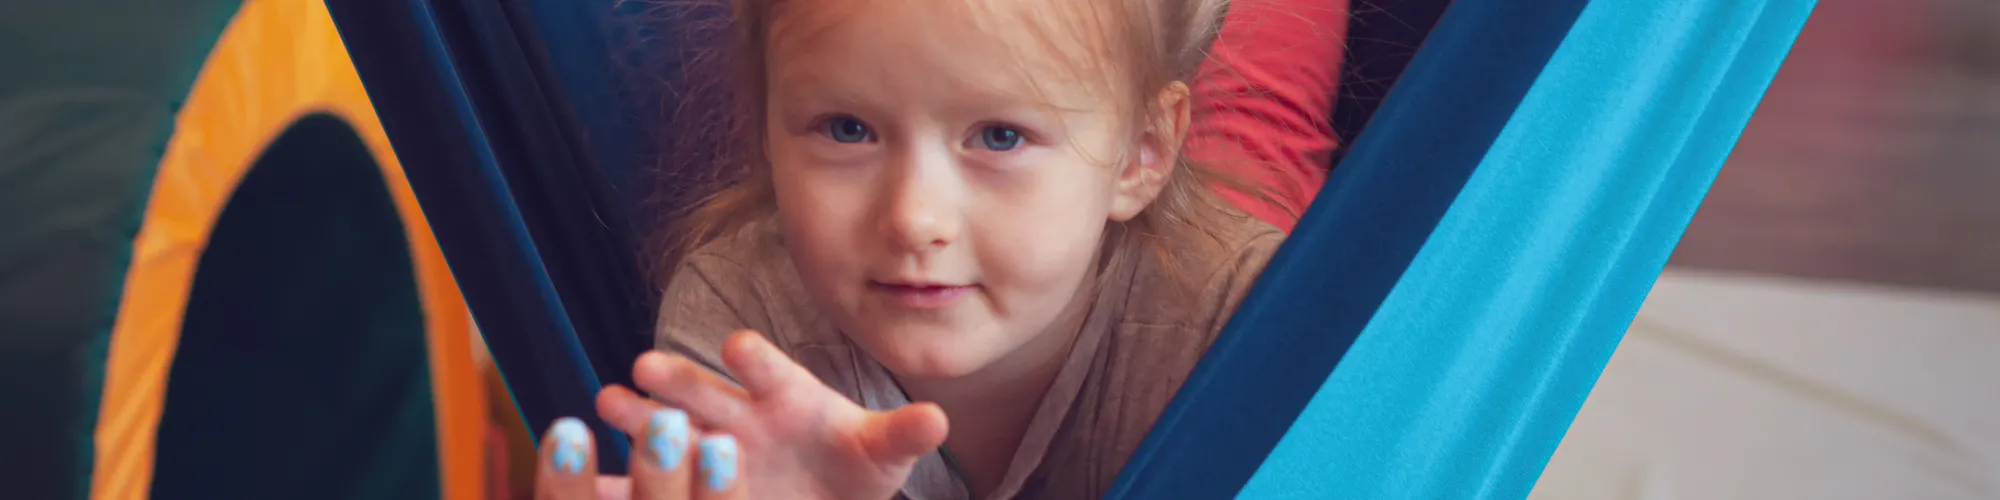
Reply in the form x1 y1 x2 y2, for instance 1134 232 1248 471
823 116 874 143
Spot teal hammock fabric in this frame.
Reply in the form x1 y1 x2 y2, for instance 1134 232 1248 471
323 0 1814 495
1109 0 1816 498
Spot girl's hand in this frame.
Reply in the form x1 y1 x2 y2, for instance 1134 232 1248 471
530 414 747 500
594 331 951 500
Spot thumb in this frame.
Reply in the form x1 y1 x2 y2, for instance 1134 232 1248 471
594 476 632 500
856 402 950 466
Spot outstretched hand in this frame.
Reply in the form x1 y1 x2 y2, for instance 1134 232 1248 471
535 331 951 500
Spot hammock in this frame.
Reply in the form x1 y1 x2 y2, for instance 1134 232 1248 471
321 0 1814 492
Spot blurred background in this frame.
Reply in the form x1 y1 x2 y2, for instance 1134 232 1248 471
1532 0 2000 498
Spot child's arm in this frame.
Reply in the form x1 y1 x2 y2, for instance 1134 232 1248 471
579 250 947 500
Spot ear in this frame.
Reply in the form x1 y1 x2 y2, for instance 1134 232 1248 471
1109 81 1193 222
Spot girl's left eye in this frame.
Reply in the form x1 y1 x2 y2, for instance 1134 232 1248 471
977 125 1024 152
822 115 874 144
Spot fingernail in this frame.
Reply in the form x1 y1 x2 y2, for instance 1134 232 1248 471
645 408 692 470
550 418 591 475
698 435 740 491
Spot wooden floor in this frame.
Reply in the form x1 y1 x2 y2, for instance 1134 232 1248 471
1667 0 2000 293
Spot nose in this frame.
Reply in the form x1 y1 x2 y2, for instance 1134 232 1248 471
879 147 961 253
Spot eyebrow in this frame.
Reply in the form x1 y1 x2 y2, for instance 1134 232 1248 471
766 68 885 116
772 61 1106 122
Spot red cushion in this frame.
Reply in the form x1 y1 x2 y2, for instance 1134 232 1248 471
1187 0 1349 233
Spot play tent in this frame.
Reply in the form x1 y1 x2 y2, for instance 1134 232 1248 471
3 2 485 498
0 0 1813 498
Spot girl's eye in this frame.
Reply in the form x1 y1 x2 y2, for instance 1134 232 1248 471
978 125 1023 151
825 116 873 143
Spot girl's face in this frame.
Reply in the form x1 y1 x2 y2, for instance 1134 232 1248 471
763 0 1173 380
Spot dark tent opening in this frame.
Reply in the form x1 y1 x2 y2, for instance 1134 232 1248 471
152 114 439 500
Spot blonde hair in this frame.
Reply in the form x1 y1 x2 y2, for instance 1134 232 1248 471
641 0 1270 290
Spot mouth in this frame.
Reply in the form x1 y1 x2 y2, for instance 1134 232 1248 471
867 280 976 309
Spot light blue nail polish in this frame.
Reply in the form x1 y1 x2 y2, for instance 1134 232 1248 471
699 435 740 491
550 418 591 475
647 409 692 470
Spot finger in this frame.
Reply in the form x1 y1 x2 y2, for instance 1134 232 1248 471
693 434 747 500
630 408 696 500
720 331 824 400
534 418 598 500
595 476 632 500
633 350 753 428
596 385 664 436
856 402 951 466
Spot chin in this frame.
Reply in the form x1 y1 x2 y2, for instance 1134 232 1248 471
893 355 985 380
865 324 1005 380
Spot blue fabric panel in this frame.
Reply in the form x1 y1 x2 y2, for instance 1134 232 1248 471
1237 1 1814 499
436 0 657 419
1328 0 1452 153
323 0 629 470
1105 0 1588 497
520 0 731 223
514 0 643 207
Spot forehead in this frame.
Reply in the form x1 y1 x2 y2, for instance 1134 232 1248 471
763 0 1126 109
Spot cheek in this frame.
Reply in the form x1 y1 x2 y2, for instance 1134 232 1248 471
770 140 868 233
770 156 866 290
972 165 1116 301
976 219 1101 305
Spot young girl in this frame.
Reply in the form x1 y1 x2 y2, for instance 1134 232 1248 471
533 0 1293 497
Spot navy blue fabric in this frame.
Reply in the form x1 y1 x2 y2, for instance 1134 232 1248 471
323 0 630 472
442 0 655 407
1329 0 1453 159
512 0 645 209
1103 0 1590 497
516 0 730 229
329 0 734 474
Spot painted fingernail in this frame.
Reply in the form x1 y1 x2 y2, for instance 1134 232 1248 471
550 418 591 475
698 435 740 491
645 408 692 470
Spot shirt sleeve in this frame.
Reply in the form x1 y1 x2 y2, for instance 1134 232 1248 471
1205 226 1286 338
653 254 765 374
1186 0 1349 233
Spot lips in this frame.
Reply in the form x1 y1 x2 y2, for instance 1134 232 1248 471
868 280 975 309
